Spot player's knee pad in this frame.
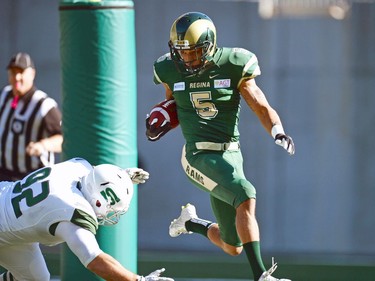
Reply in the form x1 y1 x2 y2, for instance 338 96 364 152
25 260 50 281
34 271 50 281
30 268 50 281
10 270 50 281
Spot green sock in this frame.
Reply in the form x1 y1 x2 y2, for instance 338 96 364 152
243 241 266 281
185 218 214 238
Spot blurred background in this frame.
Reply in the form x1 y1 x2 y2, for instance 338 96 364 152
1 0 374 280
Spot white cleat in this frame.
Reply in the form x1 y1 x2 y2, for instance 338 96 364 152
169 203 198 237
258 258 291 281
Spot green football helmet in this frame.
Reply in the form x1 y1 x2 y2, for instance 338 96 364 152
169 12 217 74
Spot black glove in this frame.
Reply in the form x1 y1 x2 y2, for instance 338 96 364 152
146 116 172 141
274 133 295 155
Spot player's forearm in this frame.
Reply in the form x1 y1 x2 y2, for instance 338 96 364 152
40 134 63 152
87 252 139 281
259 108 283 137
164 85 173 100
26 134 63 156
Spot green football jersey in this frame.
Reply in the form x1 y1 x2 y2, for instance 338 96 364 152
153 47 261 143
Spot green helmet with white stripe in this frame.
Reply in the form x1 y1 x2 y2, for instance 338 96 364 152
168 12 217 74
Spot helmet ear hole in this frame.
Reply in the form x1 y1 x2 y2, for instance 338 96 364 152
96 200 101 208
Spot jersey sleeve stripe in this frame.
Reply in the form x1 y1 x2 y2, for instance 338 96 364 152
242 54 261 78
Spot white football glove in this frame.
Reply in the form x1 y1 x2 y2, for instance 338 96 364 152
125 168 150 184
138 268 174 281
274 133 295 155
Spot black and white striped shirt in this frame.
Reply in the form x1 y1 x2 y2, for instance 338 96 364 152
0 85 62 180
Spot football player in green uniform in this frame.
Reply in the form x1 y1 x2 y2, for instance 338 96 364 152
0 157 173 281
148 12 295 281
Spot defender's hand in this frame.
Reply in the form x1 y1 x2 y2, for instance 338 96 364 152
138 268 174 281
125 168 150 184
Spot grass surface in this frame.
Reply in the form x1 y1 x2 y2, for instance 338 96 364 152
45 250 375 281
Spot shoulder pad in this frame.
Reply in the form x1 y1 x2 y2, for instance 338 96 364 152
155 53 171 64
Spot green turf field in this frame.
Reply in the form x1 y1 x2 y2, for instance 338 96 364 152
46 249 375 281
137 251 375 281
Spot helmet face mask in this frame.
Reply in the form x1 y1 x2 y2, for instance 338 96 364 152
169 12 217 74
81 164 133 226
96 207 126 226
169 41 214 73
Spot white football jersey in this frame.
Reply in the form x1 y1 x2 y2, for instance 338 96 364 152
0 158 98 246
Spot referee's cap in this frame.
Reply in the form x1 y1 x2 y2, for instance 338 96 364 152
7 52 35 70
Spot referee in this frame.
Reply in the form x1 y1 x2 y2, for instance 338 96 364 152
0 52 62 181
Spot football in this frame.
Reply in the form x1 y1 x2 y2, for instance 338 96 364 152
148 99 179 129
